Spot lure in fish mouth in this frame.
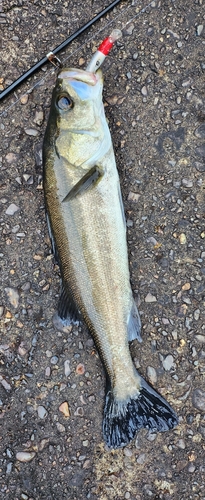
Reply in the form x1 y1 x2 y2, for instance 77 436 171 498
43 40 178 449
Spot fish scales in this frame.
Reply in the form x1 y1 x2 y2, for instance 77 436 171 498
45 145 135 385
43 67 178 448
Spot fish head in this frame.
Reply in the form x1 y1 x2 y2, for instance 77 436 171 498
55 67 104 130
45 67 111 167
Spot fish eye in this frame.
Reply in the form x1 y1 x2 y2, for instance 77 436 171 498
57 95 73 110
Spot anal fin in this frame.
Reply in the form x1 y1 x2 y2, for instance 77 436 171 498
62 165 103 202
127 299 142 342
57 282 81 326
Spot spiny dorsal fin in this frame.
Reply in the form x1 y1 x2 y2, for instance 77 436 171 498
62 165 103 202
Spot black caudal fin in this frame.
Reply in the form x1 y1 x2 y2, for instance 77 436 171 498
103 377 178 449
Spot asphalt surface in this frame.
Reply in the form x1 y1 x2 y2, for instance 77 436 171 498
0 1 205 499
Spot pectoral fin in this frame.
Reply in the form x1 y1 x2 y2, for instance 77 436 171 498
62 165 103 202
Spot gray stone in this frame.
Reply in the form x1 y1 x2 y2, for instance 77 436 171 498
24 128 38 136
195 123 205 138
162 354 175 371
5 203 19 215
141 85 148 96
196 24 204 36
145 293 157 303
182 178 193 188
146 366 157 384
64 359 71 376
192 388 205 411
5 287 19 308
37 405 48 419
195 144 205 158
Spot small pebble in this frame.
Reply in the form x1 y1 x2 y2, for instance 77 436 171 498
195 124 205 139
196 144 205 159
194 309 200 321
16 451 36 463
132 52 138 60
145 293 157 303
126 219 133 227
188 463 196 473
74 407 84 416
179 233 186 244
183 297 191 305
5 153 18 164
64 359 71 376
33 110 44 126
182 282 191 291
125 23 134 35
24 128 38 136
78 57 85 66
0 306 4 317
177 439 186 449
196 24 203 36
192 388 205 411
50 355 58 364
6 462 12 474
182 78 192 87
76 363 85 375
195 335 205 343
59 401 70 417
37 405 48 419
0 375 11 391
146 432 157 442
125 492 131 499
147 236 158 246
141 85 148 96
136 453 146 464
146 366 157 384
194 161 205 172
182 178 193 188
12 223 20 233
82 440 89 447
5 287 19 308
124 448 133 457
5 203 19 215
172 330 178 340
128 191 140 202
20 94 29 104
45 366 51 377
177 303 188 317
162 354 175 371
56 422 66 433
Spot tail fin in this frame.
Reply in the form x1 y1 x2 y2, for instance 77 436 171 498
103 377 178 449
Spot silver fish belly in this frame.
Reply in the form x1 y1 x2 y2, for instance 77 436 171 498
43 67 178 448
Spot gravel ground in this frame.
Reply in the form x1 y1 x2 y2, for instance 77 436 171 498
0 0 205 499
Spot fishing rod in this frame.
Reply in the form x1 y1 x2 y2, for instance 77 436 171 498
0 0 124 102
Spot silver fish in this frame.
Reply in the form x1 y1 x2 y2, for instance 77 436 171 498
43 67 178 448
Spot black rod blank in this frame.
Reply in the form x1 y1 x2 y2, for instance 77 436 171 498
0 0 124 102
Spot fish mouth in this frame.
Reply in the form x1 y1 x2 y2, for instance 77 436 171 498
57 68 102 86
